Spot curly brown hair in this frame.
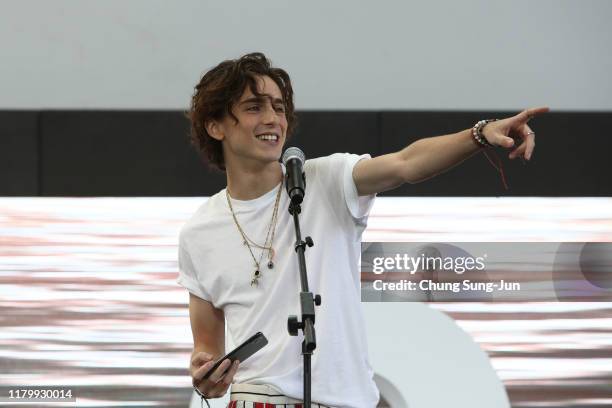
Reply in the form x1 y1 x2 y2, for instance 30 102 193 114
187 52 297 171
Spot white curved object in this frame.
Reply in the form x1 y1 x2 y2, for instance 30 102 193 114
363 303 510 408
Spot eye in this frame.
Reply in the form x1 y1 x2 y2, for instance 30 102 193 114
274 105 286 113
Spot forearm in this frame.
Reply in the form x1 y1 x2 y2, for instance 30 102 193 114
354 107 548 195
398 128 480 183
189 293 225 360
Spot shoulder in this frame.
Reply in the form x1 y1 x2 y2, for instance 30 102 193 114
179 190 226 246
305 153 371 179
305 152 351 166
305 153 363 172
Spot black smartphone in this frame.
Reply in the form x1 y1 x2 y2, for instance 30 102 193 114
202 332 268 380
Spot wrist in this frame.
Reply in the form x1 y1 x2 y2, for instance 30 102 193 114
472 119 498 148
194 385 212 408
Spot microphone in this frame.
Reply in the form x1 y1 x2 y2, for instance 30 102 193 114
282 147 306 204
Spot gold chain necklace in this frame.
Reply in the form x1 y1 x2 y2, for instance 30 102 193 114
226 183 282 287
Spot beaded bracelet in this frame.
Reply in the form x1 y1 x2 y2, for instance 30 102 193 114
471 118 511 189
472 119 498 147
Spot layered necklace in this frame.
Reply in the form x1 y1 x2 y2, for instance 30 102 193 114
226 182 282 287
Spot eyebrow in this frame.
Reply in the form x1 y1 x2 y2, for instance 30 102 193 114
239 95 285 106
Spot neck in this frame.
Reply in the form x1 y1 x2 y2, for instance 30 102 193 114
225 160 283 201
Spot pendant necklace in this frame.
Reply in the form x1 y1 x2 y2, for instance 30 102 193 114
226 182 282 286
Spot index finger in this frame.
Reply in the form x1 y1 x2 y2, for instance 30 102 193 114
518 106 550 122
192 360 217 383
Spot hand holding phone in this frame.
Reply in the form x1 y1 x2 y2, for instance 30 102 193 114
191 353 239 399
202 332 268 379
191 332 268 399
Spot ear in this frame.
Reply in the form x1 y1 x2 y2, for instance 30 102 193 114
205 120 224 141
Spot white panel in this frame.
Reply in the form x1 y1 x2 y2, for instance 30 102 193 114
1 0 611 110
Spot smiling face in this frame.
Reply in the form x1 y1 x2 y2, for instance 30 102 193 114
207 75 288 171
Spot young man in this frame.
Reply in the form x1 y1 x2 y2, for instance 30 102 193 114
178 52 548 408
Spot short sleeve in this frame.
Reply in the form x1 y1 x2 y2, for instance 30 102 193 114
307 152 376 231
176 234 212 302
342 153 376 220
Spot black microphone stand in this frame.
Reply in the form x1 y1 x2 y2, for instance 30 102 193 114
286 191 321 407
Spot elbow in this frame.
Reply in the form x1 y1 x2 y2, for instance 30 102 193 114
399 159 430 185
404 175 428 185
406 168 438 184
399 141 437 184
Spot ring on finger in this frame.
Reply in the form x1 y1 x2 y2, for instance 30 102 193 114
526 131 535 136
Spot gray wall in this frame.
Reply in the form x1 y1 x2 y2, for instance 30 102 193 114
1 0 611 110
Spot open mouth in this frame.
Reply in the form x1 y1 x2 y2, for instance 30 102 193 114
255 133 279 143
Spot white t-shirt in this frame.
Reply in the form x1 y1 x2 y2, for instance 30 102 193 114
177 153 379 408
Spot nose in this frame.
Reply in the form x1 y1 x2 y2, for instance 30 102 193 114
262 103 280 125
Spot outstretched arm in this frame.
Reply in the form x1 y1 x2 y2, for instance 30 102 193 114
352 106 549 196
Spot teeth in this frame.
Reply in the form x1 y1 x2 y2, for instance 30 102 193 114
256 134 278 141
